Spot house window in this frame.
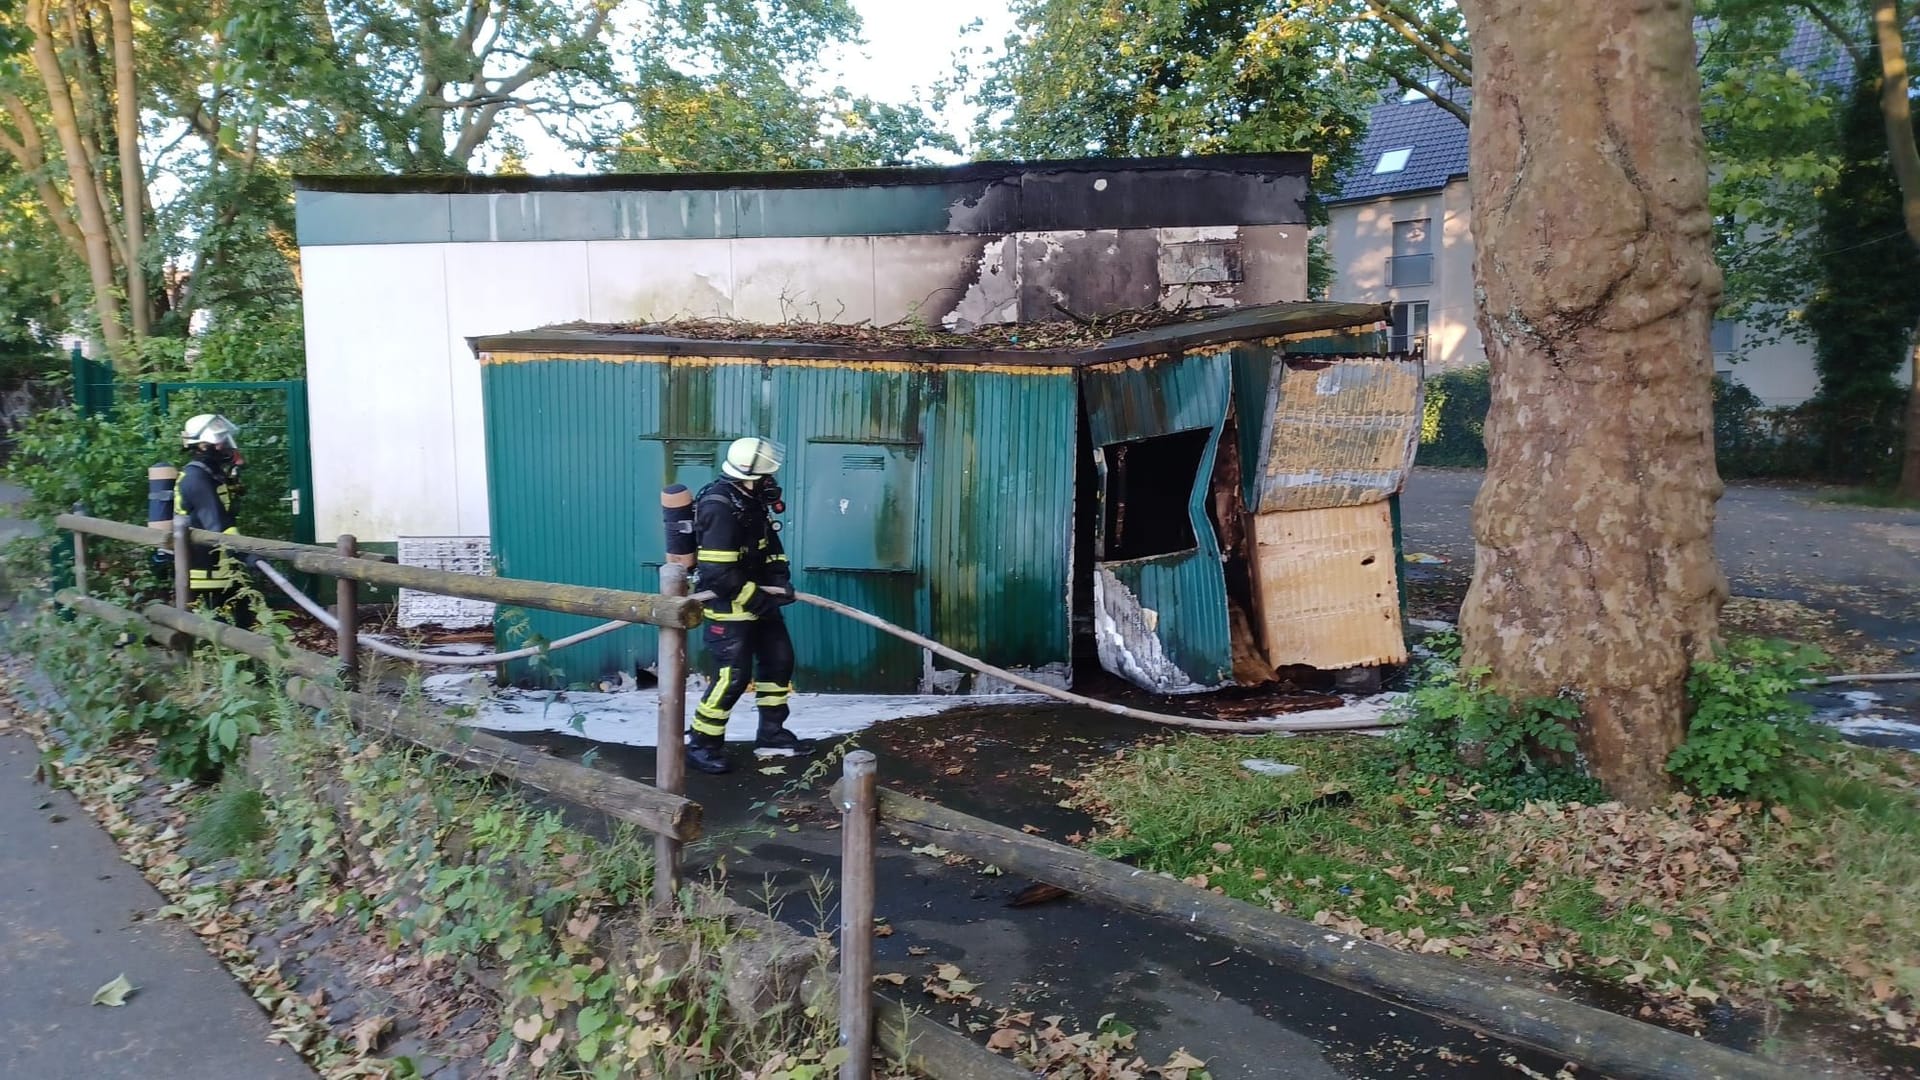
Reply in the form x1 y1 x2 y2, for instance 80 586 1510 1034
1711 319 1737 354
1374 147 1413 174
1099 428 1212 562
1389 218 1434 287
1391 302 1429 353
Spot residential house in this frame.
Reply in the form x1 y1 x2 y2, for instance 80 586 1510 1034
1324 48 1848 408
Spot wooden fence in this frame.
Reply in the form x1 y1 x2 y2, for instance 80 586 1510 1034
54 511 1019 1080
56 511 1806 1080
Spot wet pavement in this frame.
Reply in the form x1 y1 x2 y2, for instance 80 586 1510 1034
463 467 1920 1078
1399 468 1920 747
503 704 1909 1079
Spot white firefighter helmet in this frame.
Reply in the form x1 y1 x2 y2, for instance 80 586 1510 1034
721 436 784 480
180 413 240 450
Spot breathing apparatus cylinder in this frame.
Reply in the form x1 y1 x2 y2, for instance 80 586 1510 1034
149 464 178 565
661 485 695 568
148 464 178 531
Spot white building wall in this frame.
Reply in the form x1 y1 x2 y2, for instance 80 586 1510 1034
1325 182 1480 370
303 226 1308 542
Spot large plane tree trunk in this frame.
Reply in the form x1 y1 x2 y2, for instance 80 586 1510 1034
1455 0 1728 806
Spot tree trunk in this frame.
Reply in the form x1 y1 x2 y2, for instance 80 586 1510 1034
25 0 127 359
1455 0 1728 806
1873 0 1920 499
108 0 148 339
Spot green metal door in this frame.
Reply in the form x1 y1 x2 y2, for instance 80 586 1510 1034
800 442 919 572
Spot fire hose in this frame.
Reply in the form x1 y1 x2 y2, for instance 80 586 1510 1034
250 560 1399 734
255 551 1920 737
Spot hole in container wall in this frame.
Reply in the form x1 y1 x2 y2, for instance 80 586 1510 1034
1100 427 1212 561
1361 555 1376 566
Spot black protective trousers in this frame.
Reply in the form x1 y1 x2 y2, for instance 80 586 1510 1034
691 614 795 743
193 583 258 630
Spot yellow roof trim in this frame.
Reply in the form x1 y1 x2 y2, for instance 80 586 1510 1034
479 350 1075 377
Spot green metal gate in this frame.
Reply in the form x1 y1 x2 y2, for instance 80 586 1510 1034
138 380 316 546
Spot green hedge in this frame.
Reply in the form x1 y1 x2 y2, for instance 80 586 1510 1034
1418 365 1490 467
1417 364 1907 484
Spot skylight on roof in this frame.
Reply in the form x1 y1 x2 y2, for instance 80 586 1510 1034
1374 147 1413 174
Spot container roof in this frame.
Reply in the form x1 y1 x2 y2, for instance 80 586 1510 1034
470 301 1394 368
293 153 1311 196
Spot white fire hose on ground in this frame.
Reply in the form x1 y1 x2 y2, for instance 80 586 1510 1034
254 561 1920 732
251 560 1401 734
255 560 631 667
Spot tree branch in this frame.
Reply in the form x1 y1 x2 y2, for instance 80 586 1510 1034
24 0 127 355
1381 0 1472 68
1873 0 1920 248
1796 0 1868 67
1364 0 1474 88
108 0 149 338
0 94 88 263
1357 55 1470 124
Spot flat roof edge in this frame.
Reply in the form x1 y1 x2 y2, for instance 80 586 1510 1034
467 303 1393 368
295 153 1313 195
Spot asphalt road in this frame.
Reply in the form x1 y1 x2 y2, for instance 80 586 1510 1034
1397 467 1920 657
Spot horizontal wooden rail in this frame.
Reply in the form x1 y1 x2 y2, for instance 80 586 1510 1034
54 589 190 652
873 995 1032 1079
51 513 394 561
285 678 702 842
143 601 338 681
864 787 1796 1080
56 594 702 843
56 513 700 629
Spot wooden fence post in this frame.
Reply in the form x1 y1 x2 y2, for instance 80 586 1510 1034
336 534 359 687
654 561 689 906
838 749 877 1080
70 503 88 595
171 514 191 613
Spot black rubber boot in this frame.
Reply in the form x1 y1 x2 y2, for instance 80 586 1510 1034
686 737 732 775
753 722 811 758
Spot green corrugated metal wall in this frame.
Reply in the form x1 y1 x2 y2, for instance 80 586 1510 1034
482 354 1075 691
1082 349 1237 687
485 359 661 681
925 369 1076 682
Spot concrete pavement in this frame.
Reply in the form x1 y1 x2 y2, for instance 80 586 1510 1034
0 728 314 1079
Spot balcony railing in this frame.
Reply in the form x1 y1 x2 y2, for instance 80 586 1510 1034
1388 253 1434 287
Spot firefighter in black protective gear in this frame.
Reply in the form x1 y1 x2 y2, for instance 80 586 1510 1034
175 413 261 627
687 436 803 775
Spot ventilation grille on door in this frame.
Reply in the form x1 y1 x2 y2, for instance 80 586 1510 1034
843 452 886 471
672 447 712 468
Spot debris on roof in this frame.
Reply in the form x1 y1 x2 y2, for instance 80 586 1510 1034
550 306 1212 351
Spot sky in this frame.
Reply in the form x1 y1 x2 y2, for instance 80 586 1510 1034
830 0 1020 153
521 0 1019 172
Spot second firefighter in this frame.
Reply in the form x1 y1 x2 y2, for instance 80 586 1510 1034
688 436 805 775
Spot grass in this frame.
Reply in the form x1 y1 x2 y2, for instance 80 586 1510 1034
1070 734 1920 1028
186 777 270 861
1822 486 1920 510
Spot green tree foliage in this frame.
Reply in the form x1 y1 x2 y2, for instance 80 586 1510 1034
1799 49 1919 480
972 1 1374 171
0 0 943 383
1697 2 1849 342
606 1 952 171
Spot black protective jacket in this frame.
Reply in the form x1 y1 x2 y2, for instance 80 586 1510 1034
174 458 247 587
693 478 790 621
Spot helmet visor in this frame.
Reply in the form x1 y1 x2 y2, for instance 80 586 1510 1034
723 437 785 479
